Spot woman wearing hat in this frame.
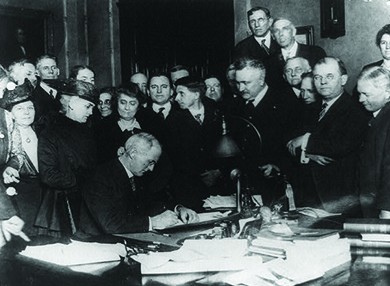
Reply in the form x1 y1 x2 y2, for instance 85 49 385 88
0 67 30 245
0 78 42 236
36 79 97 238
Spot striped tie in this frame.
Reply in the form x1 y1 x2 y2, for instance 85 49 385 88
318 103 328 121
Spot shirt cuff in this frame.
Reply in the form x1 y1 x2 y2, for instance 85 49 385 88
148 217 153 231
174 204 183 215
300 133 311 164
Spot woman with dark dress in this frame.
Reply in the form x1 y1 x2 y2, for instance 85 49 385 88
0 79 42 236
36 79 97 238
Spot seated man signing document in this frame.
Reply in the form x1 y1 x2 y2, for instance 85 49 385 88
78 132 198 237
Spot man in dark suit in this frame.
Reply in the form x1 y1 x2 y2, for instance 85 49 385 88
166 76 225 210
289 57 368 214
146 73 180 121
233 7 279 61
33 55 61 124
267 18 326 88
357 66 390 218
79 132 198 237
232 57 297 204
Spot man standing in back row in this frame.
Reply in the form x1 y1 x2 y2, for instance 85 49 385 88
233 7 279 61
267 18 326 87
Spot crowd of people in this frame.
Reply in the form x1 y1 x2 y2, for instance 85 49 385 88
1 6 390 245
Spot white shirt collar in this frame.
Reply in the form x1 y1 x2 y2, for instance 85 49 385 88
292 87 301 98
119 157 134 179
118 119 141 131
189 104 205 122
254 31 271 49
281 41 298 60
40 81 57 98
373 109 381 117
152 102 172 118
251 84 269 107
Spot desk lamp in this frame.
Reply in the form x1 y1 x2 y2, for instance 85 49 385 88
214 115 262 214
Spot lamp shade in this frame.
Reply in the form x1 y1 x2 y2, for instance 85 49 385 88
214 134 242 158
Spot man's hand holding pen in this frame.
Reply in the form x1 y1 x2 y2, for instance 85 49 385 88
175 205 199 224
150 206 199 230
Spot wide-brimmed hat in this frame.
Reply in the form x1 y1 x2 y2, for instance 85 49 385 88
0 78 34 111
44 79 98 105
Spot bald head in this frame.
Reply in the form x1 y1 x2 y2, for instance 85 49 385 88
130 73 148 94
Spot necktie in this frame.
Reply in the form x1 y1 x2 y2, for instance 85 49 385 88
260 39 270 55
157 107 165 119
244 99 255 116
49 89 54 98
318 103 328 121
194 114 203 125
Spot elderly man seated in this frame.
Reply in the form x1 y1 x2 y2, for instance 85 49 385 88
78 132 198 237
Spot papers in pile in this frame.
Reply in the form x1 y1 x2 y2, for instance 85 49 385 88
203 195 262 209
131 238 262 274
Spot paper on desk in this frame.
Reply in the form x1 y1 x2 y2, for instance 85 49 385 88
132 238 262 274
296 207 341 218
20 240 124 266
202 195 262 209
216 257 323 286
161 211 231 230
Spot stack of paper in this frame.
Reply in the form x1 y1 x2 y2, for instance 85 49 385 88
250 227 350 276
203 195 262 209
132 238 262 274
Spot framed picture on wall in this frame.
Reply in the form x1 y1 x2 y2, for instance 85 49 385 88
296 25 314 45
0 5 52 67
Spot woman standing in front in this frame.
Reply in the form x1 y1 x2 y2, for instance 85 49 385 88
36 79 97 238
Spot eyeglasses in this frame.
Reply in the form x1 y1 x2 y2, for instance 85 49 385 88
249 18 268 26
206 84 221 89
313 73 335 82
284 67 303 75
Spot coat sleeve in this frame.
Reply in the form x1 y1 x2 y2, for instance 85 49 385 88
82 175 149 234
38 131 77 190
306 106 367 158
376 124 390 212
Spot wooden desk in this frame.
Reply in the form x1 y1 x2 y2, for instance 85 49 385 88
1 216 390 286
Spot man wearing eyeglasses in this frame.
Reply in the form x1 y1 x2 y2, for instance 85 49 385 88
233 7 279 61
288 57 368 215
78 132 198 237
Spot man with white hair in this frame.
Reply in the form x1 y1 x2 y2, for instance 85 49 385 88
8 59 37 88
79 132 198 236
283 56 312 98
267 18 326 87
